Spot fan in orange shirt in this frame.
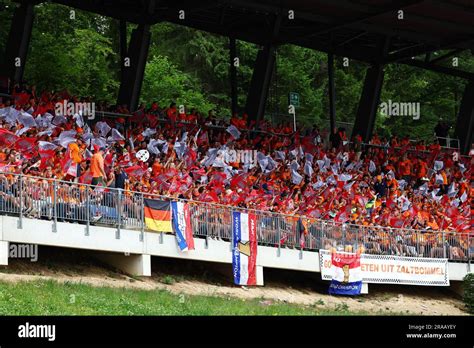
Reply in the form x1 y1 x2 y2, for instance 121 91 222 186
151 158 162 177
398 155 412 181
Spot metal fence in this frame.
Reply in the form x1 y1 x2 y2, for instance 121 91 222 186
0 172 471 262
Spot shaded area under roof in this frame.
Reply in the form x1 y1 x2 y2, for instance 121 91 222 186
47 0 474 66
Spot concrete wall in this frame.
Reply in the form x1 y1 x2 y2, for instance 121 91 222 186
1 215 320 274
0 215 470 290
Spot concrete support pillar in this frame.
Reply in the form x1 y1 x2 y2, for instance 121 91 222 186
119 20 128 81
256 265 264 286
97 252 151 276
244 14 281 127
352 64 385 142
244 45 276 126
116 24 151 112
455 80 474 155
361 282 369 294
328 53 336 133
0 241 9 265
229 37 238 116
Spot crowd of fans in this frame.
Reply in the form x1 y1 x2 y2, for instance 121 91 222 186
0 86 471 239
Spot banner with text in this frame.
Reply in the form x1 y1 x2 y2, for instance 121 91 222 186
319 250 449 286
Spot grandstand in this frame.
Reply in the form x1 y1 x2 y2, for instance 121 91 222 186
0 0 472 296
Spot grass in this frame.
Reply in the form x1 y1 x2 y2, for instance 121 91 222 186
0 279 384 316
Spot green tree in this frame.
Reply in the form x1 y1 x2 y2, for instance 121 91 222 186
141 55 214 113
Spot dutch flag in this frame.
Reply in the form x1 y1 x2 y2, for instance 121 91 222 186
328 252 362 295
171 201 195 252
232 212 258 286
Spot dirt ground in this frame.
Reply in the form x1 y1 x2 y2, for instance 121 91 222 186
0 246 468 316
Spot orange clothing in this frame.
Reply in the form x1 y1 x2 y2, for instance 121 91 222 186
68 142 82 164
90 153 104 178
399 160 411 176
387 178 398 190
152 162 162 176
440 171 448 185
427 220 439 230
416 160 427 178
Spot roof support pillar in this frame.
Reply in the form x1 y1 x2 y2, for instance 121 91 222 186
352 37 389 142
245 14 281 127
455 80 474 155
244 44 276 126
352 64 385 142
116 24 151 112
119 20 128 81
229 37 238 116
328 53 336 133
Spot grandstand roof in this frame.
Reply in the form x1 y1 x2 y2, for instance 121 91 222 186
49 0 474 68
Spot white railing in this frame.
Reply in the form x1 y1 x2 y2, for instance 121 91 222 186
0 172 471 261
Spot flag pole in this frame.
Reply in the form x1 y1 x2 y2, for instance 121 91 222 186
293 111 296 132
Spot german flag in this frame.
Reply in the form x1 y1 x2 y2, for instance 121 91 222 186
144 199 173 233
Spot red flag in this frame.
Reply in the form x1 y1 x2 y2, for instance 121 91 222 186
301 136 317 154
60 149 74 174
199 191 219 203
386 198 396 209
305 209 321 218
118 152 131 166
355 195 368 207
168 179 181 193
446 206 459 218
335 206 350 223
452 217 469 230
191 167 206 177
408 205 419 218
163 167 178 179
439 218 449 231
124 165 146 177
14 137 36 153
280 231 288 246
39 149 55 170
230 173 248 189
0 128 19 146
210 172 226 186
229 192 243 205
14 92 30 105
79 170 93 184
104 152 114 173
389 217 404 228
185 147 197 168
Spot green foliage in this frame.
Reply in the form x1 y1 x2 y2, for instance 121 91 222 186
160 275 177 285
0 279 385 315
141 55 215 113
23 4 118 102
272 45 327 125
463 273 474 314
379 62 467 141
0 1 15 50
